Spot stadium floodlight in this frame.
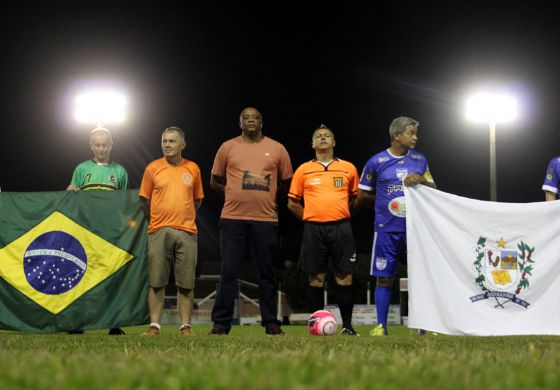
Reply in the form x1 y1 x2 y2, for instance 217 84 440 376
74 90 127 128
466 92 518 201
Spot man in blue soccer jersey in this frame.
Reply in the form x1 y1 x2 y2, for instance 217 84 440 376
543 157 560 201
355 116 435 336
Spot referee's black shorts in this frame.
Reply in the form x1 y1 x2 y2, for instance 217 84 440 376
298 219 357 274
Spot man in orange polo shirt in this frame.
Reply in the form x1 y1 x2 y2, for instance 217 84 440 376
139 127 204 336
288 124 360 335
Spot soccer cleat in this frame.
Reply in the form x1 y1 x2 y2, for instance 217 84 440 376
108 328 126 335
208 326 229 335
265 323 286 336
369 324 387 336
141 326 161 336
418 329 426 336
180 326 195 336
341 327 360 336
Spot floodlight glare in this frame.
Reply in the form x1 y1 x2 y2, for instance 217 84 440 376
466 93 518 125
74 90 127 128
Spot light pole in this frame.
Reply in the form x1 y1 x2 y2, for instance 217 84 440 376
466 92 518 201
489 122 497 202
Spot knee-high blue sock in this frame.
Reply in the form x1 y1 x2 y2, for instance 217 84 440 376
374 285 392 329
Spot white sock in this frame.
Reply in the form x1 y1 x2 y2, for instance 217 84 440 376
149 323 161 330
180 323 192 330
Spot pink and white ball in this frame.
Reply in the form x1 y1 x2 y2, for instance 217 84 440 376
308 310 337 336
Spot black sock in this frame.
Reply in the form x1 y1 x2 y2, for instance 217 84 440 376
308 286 324 313
337 285 354 329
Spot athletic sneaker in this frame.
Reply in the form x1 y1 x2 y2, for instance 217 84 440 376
208 326 229 335
108 328 125 335
341 327 360 336
265 324 286 335
369 324 387 336
141 326 161 336
180 326 195 336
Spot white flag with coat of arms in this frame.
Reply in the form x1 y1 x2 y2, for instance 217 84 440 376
405 185 560 335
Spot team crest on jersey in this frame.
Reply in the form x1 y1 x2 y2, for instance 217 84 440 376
376 257 387 270
182 173 193 185
470 236 536 309
395 168 408 180
108 175 116 184
333 177 343 187
388 196 406 217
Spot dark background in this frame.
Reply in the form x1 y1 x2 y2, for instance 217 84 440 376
1 3 559 287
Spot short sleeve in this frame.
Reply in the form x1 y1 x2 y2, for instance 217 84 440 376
119 167 129 190
288 165 304 201
349 163 359 196
193 164 205 200
139 166 154 199
70 165 82 188
358 158 377 193
211 143 228 178
422 161 435 184
543 158 560 194
277 144 293 181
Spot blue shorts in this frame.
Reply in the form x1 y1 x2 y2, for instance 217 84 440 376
370 231 407 277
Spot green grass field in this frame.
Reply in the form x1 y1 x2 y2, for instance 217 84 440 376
2 325 560 389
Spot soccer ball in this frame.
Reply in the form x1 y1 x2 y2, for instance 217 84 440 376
308 310 337 336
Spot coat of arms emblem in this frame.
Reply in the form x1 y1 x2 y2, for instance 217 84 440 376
471 236 536 308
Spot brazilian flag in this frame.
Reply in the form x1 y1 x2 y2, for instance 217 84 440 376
0 190 149 332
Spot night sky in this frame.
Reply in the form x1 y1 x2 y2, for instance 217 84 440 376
1 3 560 265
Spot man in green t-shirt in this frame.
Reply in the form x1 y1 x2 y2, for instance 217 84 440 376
67 127 129 335
68 128 128 191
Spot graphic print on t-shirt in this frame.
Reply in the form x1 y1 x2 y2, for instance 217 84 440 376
242 171 271 192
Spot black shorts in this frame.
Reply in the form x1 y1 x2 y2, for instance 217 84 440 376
299 219 357 274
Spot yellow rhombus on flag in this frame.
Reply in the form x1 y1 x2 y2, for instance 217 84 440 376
0 211 133 314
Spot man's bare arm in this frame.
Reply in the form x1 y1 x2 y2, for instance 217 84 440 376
352 189 375 213
210 174 226 195
545 191 557 201
287 198 304 221
139 196 151 221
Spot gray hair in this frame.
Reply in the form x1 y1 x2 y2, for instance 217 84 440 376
90 127 113 143
389 117 419 139
162 126 185 142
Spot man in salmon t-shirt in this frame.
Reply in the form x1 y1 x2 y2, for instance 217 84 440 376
139 127 204 336
209 107 293 335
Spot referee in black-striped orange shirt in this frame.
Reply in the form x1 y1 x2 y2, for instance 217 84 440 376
287 124 360 336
